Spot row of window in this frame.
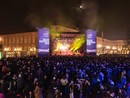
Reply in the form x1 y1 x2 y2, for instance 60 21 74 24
2 37 36 45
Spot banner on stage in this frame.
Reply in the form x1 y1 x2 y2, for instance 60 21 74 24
38 28 50 56
86 29 96 54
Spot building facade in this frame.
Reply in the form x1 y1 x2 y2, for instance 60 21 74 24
0 32 38 57
96 37 130 55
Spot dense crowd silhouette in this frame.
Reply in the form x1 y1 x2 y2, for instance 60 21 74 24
0 55 130 98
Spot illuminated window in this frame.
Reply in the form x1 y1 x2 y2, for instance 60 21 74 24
13 38 15 44
28 37 31 44
2 39 4 44
24 37 27 44
5 39 7 44
16 38 19 44
21 37 23 44
9 38 11 44
24 47 27 50
33 37 35 43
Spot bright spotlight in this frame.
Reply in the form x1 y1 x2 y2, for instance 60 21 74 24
59 44 69 51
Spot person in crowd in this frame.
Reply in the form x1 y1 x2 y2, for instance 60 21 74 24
69 80 74 98
0 91 5 98
34 81 44 98
60 75 69 97
24 91 35 98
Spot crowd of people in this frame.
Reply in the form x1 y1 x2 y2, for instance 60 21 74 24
0 55 130 98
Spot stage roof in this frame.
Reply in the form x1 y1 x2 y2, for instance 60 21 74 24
50 25 79 33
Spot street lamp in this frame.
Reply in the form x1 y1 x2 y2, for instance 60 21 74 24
97 44 102 48
80 5 83 9
106 46 111 49
112 47 116 50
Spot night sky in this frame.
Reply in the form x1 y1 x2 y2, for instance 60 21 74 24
0 0 130 39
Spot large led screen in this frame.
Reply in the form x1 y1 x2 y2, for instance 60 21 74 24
38 28 50 56
86 29 96 54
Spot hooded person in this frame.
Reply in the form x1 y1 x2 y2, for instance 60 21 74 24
34 82 44 98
